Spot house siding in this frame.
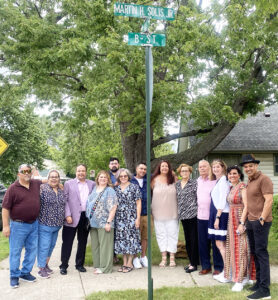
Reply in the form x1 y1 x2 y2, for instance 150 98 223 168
251 154 278 194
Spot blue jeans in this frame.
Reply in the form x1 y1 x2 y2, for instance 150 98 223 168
9 220 38 278
37 223 61 268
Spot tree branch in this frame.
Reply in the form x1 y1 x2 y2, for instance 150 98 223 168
49 72 87 92
151 121 235 170
34 4 43 19
152 125 218 147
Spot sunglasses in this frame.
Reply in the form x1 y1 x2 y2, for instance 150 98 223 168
20 169 32 175
119 175 128 178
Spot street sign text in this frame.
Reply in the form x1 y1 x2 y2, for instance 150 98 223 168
128 33 166 47
114 3 175 20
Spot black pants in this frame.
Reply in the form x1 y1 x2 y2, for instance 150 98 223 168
181 217 199 267
246 220 272 293
60 212 89 269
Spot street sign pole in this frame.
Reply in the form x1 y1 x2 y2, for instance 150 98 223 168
145 45 153 300
114 4 175 299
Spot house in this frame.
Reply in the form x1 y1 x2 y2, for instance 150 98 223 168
184 105 278 193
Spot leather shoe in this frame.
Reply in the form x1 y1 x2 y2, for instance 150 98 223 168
199 268 212 275
186 266 197 273
213 270 221 275
60 268 67 275
184 264 191 271
76 266 87 272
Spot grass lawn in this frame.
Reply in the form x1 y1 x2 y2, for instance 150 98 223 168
86 284 278 300
85 222 278 266
0 235 9 261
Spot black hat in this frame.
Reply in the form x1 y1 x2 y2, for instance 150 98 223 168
240 154 260 166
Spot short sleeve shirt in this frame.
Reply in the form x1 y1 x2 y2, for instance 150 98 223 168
2 179 42 222
246 171 273 222
39 183 65 226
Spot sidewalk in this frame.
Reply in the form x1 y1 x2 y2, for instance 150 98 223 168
0 233 278 300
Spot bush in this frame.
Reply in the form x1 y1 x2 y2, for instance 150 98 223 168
272 195 278 239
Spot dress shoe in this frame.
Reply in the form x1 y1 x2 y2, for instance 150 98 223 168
199 268 212 275
213 270 221 275
60 268 67 275
184 264 191 271
186 266 197 273
76 266 87 272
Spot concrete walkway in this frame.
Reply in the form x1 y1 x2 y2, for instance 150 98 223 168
1 233 278 300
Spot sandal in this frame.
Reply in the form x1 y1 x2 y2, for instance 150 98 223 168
118 265 126 272
94 268 103 274
123 266 133 273
159 255 167 267
169 254 176 267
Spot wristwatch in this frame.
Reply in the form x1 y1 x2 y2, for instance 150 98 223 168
259 217 264 222
239 221 245 225
106 221 111 224
216 215 220 219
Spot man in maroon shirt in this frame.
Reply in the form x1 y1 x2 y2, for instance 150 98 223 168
2 164 42 288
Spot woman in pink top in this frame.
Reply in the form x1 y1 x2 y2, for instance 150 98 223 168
151 161 178 268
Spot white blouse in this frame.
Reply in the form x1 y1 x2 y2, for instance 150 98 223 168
211 175 230 213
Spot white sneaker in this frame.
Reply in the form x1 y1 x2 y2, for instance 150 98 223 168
133 257 142 269
213 271 224 280
242 277 249 286
216 272 231 283
232 282 243 292
140 256 148 268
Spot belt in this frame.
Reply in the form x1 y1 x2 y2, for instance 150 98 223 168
13 219 36 224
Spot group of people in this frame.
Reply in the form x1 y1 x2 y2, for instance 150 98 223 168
1 154 274 300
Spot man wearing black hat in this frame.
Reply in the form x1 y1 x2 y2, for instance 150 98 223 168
240 154 273 300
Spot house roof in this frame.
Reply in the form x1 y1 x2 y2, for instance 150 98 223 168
213 104 278 152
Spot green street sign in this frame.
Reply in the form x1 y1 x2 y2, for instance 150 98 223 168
114 3 175 21
128 33 166 47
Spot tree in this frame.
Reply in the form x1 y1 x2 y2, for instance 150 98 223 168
0 0 277 171
0 83 48 184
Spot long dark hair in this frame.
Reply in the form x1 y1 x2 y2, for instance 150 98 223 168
226 165 244 181
151 160 175 185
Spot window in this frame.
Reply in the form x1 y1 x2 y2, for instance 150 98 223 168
274 154 278 176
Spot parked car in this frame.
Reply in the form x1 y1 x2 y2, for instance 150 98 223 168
0 183 7 231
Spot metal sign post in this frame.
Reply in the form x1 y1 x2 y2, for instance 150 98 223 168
114 4 175 299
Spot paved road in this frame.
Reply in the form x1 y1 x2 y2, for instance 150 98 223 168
0 233 277 300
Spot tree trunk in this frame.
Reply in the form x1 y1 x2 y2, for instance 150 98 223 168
119 121 154 172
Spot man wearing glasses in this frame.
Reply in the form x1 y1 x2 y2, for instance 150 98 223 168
2 164 42 288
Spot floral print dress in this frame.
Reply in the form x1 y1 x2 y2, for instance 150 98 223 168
114 183 142 255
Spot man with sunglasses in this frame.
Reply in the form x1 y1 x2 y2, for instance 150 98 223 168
2 164 42 288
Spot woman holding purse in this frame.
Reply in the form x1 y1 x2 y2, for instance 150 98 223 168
86 171 118 274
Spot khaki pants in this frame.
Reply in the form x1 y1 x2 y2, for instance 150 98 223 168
90 228 114 273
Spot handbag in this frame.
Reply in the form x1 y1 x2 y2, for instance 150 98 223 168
86 187 107 230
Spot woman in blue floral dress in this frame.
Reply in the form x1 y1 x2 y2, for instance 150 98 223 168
114 168 142 273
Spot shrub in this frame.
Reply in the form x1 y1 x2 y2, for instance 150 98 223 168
272 195 278 239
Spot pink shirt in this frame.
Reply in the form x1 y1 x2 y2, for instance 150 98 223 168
197 176 216 220
77 180 89 211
